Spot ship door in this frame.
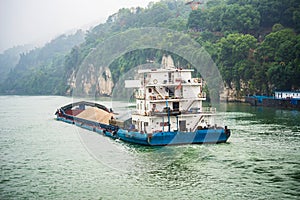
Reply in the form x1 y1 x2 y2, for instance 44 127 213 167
179 120 186 132
173 102 179 111
166 86 175 97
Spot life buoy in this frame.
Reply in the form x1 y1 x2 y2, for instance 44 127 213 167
157 95 162 100
198 93 202 98
153 79 158 84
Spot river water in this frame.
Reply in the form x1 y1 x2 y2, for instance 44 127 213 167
0 96 299 199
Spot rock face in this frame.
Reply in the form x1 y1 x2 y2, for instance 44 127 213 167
161 55 175 68
66 65 114 97
220 81 247 102
96 66 114 96
65 54 247 101
66 69 77 95
220 86 239 102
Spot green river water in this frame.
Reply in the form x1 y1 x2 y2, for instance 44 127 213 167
0 96 299 199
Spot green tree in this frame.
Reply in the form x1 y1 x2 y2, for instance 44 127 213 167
217 33 257 88
221 4 260 33
256 28 297 63
228 0 300 31
256 28 299 91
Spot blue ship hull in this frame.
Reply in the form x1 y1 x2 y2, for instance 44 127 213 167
56 114 230 146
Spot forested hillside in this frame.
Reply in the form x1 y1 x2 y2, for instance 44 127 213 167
1 0 299 98
0 30 85 94
187 0 300 97
0 44 33 84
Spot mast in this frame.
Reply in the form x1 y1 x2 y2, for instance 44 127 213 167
166 99 171 132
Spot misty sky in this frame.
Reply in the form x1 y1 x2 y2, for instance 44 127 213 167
0 0 159 52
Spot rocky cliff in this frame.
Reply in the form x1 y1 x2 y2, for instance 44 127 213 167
66 65 114 97
220 80 251 102
66 54 248 101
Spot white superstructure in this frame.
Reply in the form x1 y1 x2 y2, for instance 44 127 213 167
125 61 216 134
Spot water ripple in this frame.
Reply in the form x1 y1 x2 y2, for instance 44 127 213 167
0 97 299 199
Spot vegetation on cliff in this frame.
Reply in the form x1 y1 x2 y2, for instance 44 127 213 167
0 0 299 97
0 30 85 95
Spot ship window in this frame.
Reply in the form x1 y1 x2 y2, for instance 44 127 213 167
144 122 148 126
148 88 152 93
167 87 175 97
173 102 179 111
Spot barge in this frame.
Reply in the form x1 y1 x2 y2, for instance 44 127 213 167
56 63 230 146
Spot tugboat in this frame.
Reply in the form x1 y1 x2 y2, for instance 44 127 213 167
55 60 230 146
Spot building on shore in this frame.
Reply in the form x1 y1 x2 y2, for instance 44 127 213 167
245 91 300 110
275 91 300 99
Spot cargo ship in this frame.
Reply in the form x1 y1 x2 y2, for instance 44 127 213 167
55 63 230 146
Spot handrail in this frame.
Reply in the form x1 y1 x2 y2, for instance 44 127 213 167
192 115 204 132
